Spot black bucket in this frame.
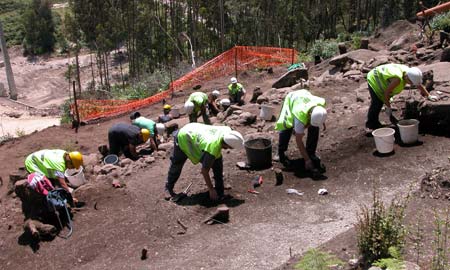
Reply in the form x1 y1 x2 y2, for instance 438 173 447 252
244 138 272 169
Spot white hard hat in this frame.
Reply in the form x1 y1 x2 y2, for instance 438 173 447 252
220 98 230 106
230 77 237 83
212 90 220 98
223 130 244 149
406 67 422 86
184 101 195 114
310 106 327 127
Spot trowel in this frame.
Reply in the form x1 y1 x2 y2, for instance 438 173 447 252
172 182 193 203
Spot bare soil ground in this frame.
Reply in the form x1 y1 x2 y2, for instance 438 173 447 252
1 20 450 270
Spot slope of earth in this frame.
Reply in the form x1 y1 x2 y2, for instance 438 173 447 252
1 63 449 270
1 20 450 270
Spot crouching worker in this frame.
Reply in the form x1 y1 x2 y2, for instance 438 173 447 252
130 111 158 152
275 90 327 172
207 90 221 116
228 77 246 105
164 123 244 201
366 64 437 131
184 92 211 125
158 104 173 123
108 123 150 160
25 149 83 195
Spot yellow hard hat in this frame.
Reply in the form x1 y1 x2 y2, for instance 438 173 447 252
163 104 172 110
141 128 150 142
68 151 83 169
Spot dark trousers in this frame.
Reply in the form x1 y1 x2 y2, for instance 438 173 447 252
230 90 244 105
189 110 211 125
165 134 224 197
208 102 219 116
366 85 384 129
108 132 133 158
278 126 319 161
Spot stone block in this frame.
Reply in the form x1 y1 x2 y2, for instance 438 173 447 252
272 68 308 89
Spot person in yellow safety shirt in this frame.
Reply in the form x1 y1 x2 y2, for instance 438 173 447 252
184 92 211 125
228 77 246 105
207 90 221 116
130 111 158 152
365 64 438 131
158 104 173 123
275 89 327 172
164 123 244 201
25 149 83 195
108 123 150 160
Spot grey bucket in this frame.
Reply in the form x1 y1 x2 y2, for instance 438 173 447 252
244 138 272 169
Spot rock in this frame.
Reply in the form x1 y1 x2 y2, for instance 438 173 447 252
348 258 361 267
330 49 379 67
83 153 99 167
93 165 102 175
256 95 269 104
441 47 450 62
100 164 119 175
368 55 389 68
272 68 308 89
158 142 173 152
416 48 425 58
389 34 410 51
332 97 342 104
143 156 156 164
356 95 365 103
250 87 262 103
0 83 6 97
238 112 257 125
338 42 347 54
5 112 22 118
9 168 28 192
95 175 108 182
119 158 133 167
24 219 57 239
420 62 450 83
343 70 362 78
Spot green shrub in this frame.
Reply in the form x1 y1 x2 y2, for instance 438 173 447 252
60 99 72 124
356 190 408 264
309 39 338 59
430 11 450 33
373 247 405 270
295 249 344 270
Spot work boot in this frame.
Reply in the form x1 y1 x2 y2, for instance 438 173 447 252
164 189 177 201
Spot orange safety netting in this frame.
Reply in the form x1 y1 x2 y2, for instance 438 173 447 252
73 46 298 122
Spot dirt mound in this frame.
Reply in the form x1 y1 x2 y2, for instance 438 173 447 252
421 166 450 200
373 20 420 48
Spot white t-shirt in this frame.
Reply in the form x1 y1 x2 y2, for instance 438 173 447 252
294 117 306 134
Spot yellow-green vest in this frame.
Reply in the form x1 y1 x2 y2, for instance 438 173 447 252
188 92 208 113
25 149 66 179
367 64 408 102
228 83 243 95
275 90 326 131
177 123 230 164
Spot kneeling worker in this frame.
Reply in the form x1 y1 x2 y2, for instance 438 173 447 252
130 112 158 152
207 90 221 116
165 123 244 201
184 92 211 125
275 89 327 171
158 104 173 123
108 123 150 160
25 149 83 194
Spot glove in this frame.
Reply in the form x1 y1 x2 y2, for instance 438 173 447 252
428 95 439 102
385 107 392 117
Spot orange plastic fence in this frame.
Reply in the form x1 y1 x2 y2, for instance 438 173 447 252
73 46 298 122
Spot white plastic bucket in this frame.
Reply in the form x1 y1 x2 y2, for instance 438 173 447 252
372 128 395 154
260 105 274 120
397 119 419 144
64 166 86 188
171 107 180 118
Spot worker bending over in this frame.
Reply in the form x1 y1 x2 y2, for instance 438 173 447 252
25 149 83 194
365 64 437 131
108 123 150 160
208 90 221 116
228 77 246 105
130 111 158 152
275 89 327 172
165 123 244 201
184 92 211 125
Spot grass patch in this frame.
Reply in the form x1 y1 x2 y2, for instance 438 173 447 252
295 248 344 270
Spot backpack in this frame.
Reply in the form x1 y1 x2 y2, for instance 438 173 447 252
46 188 74 239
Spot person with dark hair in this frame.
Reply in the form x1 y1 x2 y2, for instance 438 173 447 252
130 112 158 152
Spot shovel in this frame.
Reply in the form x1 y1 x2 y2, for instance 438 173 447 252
172 182 193 203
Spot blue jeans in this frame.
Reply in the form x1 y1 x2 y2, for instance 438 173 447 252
278 126 319 162
165 132 224 197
